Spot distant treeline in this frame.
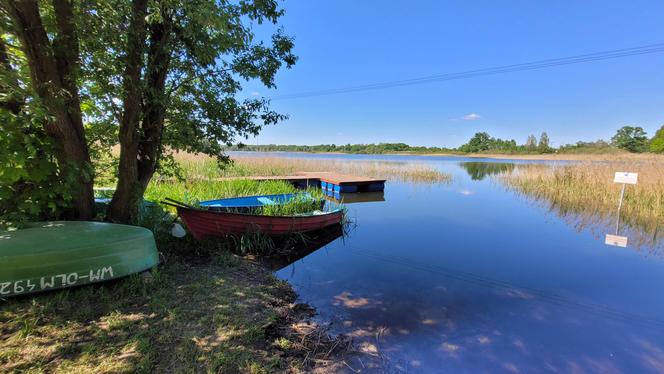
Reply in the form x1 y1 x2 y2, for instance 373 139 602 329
227 143 456 154
229 124 664 155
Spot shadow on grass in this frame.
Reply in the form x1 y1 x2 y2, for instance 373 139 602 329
0 259 304 373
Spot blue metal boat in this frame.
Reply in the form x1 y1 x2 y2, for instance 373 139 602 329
199 193 320 212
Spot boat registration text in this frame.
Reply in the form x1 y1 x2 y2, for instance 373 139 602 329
0 266 114 296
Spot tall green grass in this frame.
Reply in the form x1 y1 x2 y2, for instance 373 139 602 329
260 194 328 216
145 179 299 205
146 178 333 217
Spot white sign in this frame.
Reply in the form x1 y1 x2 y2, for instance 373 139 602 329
614 172 638 185
605 234 628 248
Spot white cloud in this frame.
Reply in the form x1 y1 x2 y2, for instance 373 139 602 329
462 113 481 121
251 91 261 96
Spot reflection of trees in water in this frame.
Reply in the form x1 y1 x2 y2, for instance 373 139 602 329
460 162 515 181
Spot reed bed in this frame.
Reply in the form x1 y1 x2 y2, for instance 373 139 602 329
170 153 451 184
499 157 664 248
145 179 299 204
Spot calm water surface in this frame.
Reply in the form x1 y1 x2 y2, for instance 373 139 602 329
239 153 664 373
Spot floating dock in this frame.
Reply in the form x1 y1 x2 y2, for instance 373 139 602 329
294 172 385 193
219 172 386 193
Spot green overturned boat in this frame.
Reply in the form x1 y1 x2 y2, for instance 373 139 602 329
0 221 159 298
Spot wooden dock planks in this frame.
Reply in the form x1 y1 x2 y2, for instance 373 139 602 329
293 172 386 185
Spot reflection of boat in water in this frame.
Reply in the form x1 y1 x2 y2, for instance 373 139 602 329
260 224 345 271
323 190 385 204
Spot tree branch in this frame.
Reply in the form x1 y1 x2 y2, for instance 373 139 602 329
0 37 23 113
2 0 62 135
2 0 95 219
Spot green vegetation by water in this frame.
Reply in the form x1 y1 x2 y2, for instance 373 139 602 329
0 257 335 373
259 194 328 216
146 179 331 218
145 179 299 206
226 142 456 154
499 159 664 248
227 124 664 156
1 177 353 373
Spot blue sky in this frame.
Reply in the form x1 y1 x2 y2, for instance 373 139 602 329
243 0 664 148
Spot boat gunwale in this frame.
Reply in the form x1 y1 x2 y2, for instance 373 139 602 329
199 192 317 208
1 238 157 261
164 198 343 219
0 222 157 255
175 205 344 219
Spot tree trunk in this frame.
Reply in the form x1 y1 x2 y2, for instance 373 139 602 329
3 0 95 219
106 0 149 224
138 14 172 189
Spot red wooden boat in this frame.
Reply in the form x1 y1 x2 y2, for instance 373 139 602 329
164 199 344 240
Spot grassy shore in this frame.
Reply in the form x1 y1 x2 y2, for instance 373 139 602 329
4 155 396 373
499 155 664 247
0 253 362 373
390 148 643 161
228 148 641 161
449 150 659 161
419 152 631 161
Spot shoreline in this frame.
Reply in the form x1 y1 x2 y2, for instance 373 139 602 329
0 255 372 372
228 150 663 162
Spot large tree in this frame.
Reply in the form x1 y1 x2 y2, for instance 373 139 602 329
1 0 296 224
525 134 537 152
460 132 491 153
1 0 95 220
537 132 551 153
611 126 649 153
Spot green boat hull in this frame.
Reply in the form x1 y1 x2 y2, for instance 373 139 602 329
0 221 159 298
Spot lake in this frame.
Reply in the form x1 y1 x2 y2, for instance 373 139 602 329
237 152 664 373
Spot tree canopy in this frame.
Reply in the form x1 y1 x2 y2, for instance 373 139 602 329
458 132 517 153
525 134 537 152
611 126 649 153
650 125 664 154
0 0 295 225
538 132 551 153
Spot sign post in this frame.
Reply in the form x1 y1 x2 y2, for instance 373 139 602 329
605 172 637 248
